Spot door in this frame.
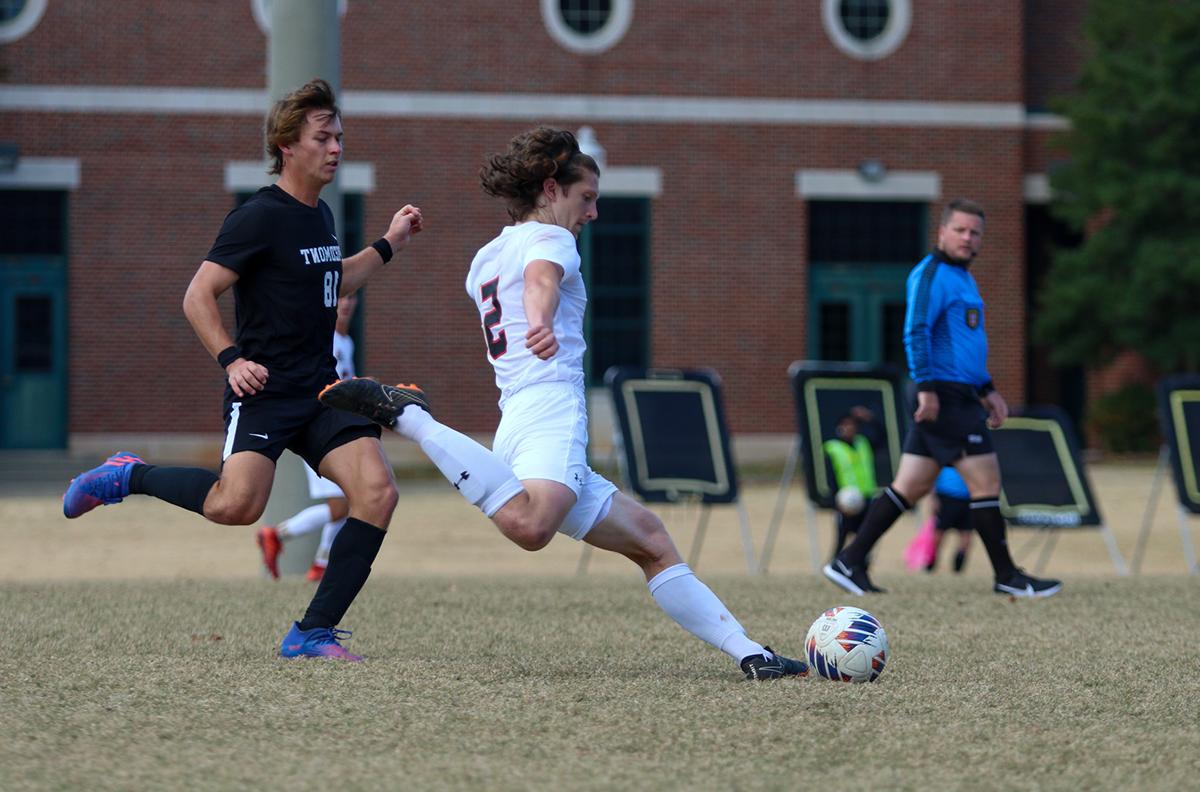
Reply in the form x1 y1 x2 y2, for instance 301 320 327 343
809 263 909 368
1 257 67 448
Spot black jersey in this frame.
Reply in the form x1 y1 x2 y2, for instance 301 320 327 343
207 185 342 397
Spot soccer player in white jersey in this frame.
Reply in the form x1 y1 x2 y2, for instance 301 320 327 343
257 291 360 581
321 127 806 680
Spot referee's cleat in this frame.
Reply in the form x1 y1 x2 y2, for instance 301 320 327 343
994 569 1062 598
822 556 886 596
318 377 429 429
256 526 282 579
62 451 144 519
279 622 363 662
741 646 809 680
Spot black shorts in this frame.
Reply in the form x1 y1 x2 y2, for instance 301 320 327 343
222 392 381 473
935 494 972 532
903 382 993 466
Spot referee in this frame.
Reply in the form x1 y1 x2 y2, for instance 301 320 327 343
63 79 425 658
823 198 1061 598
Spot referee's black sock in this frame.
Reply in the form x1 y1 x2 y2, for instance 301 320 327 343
128 464 219 516
970 498 1017 581
839 487 910 567
299 517 386 631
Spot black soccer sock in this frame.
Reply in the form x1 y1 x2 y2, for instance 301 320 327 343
128 464 219 516
970 498 1017 581
299 517 386 631
839 487 910 567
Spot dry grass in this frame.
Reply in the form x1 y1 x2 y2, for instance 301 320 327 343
2 576 1198 791
2 460 1199 790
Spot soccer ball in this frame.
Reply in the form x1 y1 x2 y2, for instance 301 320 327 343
805 606 889 683
835 485 865 515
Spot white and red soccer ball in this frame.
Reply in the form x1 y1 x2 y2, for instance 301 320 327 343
805 606 889 683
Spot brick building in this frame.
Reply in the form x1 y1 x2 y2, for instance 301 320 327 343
0 0 1090 459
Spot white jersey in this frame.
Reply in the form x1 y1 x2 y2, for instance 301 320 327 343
332 331 355 380
465 221 587 408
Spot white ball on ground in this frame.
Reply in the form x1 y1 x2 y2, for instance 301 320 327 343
835 485 865 515
805 606 889 683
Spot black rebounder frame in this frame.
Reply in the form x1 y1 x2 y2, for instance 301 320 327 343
598 366 756 573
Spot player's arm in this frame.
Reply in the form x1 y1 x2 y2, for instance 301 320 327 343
523 259 563 360
183 260 268 397
340 204 423 295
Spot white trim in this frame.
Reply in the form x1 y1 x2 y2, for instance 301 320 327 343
0 85 1035 128
251 0 347 34
541 0 633 55
224 161 375 192
796 169 939 200
602 166 660 197
1024 174 1052 203
0 0 47 43
0 157 81 189
1025 112 1070 131
822 0 911 61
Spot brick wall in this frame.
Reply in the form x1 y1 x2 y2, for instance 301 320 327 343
0 0 1077 439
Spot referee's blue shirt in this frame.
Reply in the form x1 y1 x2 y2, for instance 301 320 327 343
903 249 991 389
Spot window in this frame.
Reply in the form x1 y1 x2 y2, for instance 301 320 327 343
0 190 66 255
580 196 650 385
822 0 910 60
541 0 633 54
808 201 925 264
0 0 46 43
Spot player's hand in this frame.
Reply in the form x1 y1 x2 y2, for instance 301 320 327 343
914 390 939 423
385 205 424 252
982 390 1008 429
525 324 559 360
226 358 268 397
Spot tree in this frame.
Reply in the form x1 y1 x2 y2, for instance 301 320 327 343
1035 0 1200 372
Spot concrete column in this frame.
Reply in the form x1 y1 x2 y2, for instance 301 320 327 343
261 0 343 577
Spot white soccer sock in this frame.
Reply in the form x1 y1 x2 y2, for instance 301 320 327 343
314 517 345 566
647 563 766 663
276 504 332 541
394 410 523 517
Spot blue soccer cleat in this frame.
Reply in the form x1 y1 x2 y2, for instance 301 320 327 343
279 621 363 662
62 451 144 519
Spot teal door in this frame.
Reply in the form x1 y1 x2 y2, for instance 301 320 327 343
809 263 909 369
1 257 67 448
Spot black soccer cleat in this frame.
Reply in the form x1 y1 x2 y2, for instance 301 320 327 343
741 646 809 680
318 377 430 429
823 556 886 596
993 568 1062 598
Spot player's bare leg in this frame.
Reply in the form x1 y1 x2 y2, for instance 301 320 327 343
585 493 807 680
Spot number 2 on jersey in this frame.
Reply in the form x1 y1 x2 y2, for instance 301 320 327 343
323 270 340 307
480 277 507 359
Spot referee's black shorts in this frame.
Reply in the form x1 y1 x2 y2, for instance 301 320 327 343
903 381 993 466
221 390 381 473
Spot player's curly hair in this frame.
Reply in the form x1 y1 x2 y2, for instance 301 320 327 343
479 127 600 220
265 78 340 176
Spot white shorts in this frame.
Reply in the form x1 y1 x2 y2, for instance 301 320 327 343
493 382 618 541
304 462 345 500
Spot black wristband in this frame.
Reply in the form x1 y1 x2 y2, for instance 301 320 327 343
977 380 996 397
371 238 393 264
217 345 241 369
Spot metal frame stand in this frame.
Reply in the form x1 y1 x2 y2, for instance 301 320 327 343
1132 445 1199 575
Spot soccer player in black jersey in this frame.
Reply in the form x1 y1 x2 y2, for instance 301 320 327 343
62 79 422 660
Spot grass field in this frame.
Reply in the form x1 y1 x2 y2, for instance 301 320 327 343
3 462 1199 790
2 575 1198 790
